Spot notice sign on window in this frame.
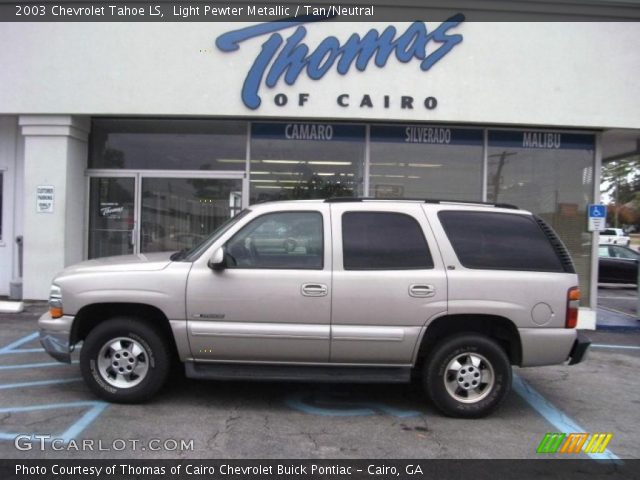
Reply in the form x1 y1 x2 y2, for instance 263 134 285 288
36 185 54 213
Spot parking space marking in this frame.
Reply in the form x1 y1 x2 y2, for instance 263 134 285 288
591 344 640 350
599 306 638 318
513 373 619 461
0 378 83 390
0 332 43 354
285 392 422 418
0 332 108 444
0 401 108 443
0 360 79 370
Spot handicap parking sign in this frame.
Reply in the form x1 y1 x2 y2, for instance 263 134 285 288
587 204 607 231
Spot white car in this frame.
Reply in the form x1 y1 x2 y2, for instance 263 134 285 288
600 228 630 246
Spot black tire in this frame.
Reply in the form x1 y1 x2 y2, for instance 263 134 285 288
423 334 511 418
80 317 171 403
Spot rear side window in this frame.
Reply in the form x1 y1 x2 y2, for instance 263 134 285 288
438 211 564 272
342 212 433 270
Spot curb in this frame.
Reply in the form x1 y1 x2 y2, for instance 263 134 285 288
596 324 640 332
0 301 24 314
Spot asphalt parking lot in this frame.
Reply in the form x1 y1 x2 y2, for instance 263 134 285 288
0 303 638 460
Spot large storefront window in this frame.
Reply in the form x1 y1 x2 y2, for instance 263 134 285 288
250 123 365 204
370 126 484 200
487 130 595 305
140 177 242 253
91 119 247 171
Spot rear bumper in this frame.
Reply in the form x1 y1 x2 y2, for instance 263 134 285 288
568 331 591 365
519 328 589 367
38 311 74 363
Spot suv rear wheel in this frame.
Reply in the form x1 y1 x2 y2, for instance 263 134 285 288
80 317 171 403
423 334 511 418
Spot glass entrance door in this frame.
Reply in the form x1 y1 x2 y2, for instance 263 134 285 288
88 174 244 259
88 176 136 258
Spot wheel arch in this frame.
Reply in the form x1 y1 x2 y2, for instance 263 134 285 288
71 302 179 360
415 314 522 366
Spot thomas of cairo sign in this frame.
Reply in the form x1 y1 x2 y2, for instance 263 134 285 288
215 15 465 110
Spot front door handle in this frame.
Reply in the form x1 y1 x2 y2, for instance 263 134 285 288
301 283 328 297
409 284 435 298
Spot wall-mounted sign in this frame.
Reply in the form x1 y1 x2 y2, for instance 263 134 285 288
252 122 365 141
489 131 595 150
36 185 54 213
371 125 483 145
216 16 465 110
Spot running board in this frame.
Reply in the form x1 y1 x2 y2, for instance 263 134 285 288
185 362 412 383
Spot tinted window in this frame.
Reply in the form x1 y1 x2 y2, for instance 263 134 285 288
342 212 433 270
438 211 564 272
226 212 323 269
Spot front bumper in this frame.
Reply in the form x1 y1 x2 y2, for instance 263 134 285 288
38 311 74 363
568 331 591 365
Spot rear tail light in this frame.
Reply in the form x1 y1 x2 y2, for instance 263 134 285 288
566 287 580 328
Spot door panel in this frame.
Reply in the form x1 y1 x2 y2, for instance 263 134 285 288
329 203 448 364
186 207 332 363
88 177 135 259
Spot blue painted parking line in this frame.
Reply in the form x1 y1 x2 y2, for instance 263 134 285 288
0 360 78 370
591 344 640 350
0 401 108 443
0 332 42 354
513 373 619 461
285 392 422 418
0 378 83 390
0 332 108 444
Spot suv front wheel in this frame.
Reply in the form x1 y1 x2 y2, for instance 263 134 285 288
80 317 171 403
424 334 512 418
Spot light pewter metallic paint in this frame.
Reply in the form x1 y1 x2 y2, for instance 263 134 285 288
38 199 582 373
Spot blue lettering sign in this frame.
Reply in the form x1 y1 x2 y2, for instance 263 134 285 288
371 125 483 145
216 15 465 110
252 122 365 141
489 131 595 150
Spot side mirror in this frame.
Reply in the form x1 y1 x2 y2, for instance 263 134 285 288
208 247 226 271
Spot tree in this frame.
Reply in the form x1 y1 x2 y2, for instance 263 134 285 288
601 156 640 228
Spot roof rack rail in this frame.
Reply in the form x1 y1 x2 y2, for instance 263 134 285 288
323 197 519 210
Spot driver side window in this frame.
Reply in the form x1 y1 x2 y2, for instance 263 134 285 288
225 211 324 269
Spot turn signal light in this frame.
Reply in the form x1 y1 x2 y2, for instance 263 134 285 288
49 306 63 318
566 287 580 329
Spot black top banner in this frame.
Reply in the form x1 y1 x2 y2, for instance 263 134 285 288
3 0 640 22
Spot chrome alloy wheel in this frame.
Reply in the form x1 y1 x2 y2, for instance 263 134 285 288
96 337 150 389
443 352 495 403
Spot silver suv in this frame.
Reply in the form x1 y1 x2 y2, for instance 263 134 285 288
39 199 590 418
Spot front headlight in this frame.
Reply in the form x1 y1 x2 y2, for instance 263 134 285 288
49 284 63 318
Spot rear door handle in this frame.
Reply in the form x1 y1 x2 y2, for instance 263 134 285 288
409 284 435 298
301 283 328 297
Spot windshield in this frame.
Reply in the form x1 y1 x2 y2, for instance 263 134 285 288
171 209 251 261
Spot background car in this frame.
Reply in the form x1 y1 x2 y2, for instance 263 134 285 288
598 244 639 284
600 228 630 246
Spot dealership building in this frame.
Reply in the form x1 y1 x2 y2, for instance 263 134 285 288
0 4 639 329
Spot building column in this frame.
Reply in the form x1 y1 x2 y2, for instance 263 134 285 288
19 115 90 300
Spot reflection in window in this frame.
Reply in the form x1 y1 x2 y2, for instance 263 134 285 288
487 131 595 304
226 212 323 269
91 119 247 171
370 126 483 200
250 123 365 204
